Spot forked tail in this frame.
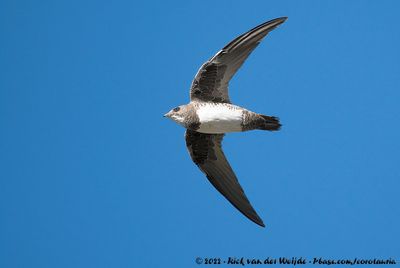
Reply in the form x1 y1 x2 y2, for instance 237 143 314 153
258 114 281 131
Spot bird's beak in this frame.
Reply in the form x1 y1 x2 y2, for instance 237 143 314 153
163 111 171 118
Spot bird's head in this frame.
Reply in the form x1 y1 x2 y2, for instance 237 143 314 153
164 105 186 125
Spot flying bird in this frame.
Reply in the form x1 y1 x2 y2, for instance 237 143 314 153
164 17 287 227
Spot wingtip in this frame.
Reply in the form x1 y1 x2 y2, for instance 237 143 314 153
275 16 288 25
252 217 266 228
258 221 266 228
245 209 266 227
258 16 287 31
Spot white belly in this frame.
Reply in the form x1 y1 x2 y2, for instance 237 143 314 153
196 104 243 134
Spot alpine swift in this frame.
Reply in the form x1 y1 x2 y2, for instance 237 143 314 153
164 17 287 227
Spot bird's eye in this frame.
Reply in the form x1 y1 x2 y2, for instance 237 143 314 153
173 107 180 112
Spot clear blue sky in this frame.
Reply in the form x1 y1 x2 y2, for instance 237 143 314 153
1 0 399 267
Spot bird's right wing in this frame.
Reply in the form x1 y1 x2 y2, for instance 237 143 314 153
189 17 287 104
185 129 265 227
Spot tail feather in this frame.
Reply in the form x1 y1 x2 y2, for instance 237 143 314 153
258 115 281 131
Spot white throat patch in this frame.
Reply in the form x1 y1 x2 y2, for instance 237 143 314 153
170 114 185 125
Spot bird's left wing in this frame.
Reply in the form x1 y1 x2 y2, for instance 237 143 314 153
185 129 265 227
190 17 287 104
